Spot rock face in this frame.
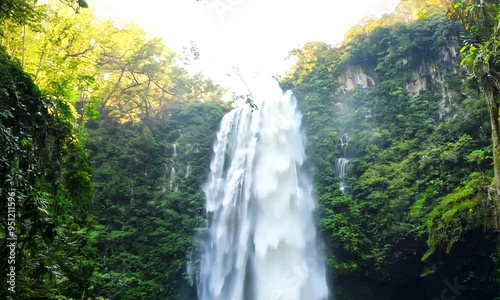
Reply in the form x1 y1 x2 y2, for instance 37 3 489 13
405 45 459 119
339 43 460 120
406 44 458 93
406 62 431 96
338 65 375 93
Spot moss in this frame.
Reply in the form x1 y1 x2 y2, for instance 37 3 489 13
410 186 436 218
423 172 490 261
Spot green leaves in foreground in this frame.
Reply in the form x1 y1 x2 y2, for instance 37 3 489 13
423 172 491 261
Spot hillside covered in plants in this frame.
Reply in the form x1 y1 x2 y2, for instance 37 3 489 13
281 1 500 299
1 0 500 299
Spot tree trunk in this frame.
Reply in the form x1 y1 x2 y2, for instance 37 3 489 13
21 25 26 68
486 90 500 229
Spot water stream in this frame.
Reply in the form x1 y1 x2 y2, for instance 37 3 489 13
194 82 329 300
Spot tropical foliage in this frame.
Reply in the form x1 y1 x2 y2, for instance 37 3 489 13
0 1 227 299
1 0 500 299
282 3 500 298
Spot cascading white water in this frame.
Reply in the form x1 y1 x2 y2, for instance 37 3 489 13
336 158 349 194
340 133 348 148
173 142 178 157
337 133 349 194
162 163 168 193
170 167 176 192
195 82 329 300
186 163 192 178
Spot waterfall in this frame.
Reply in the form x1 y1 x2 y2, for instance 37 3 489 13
337 133 349 194
194 82 328 300
173 142 178 157
340 133 348 148
161 163 168 193
170 167 176 192
433 68 450 120
169 135 179 191
185 163 192 178
336 158 349 194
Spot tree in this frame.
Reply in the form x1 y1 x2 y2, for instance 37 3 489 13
0 0 88 25
448 0 500 229
2 3 225 125
0 0 36 25
0 45 95 299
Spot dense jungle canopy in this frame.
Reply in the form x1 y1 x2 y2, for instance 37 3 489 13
1 0 500 299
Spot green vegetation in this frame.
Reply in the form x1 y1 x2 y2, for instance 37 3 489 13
1 0 500 299
0 2 227 299
85 101 227 299
448 0 500 230
282 1 500 298
0 42 94 299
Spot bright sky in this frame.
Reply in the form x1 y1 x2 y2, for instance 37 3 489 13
88 0 400 94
